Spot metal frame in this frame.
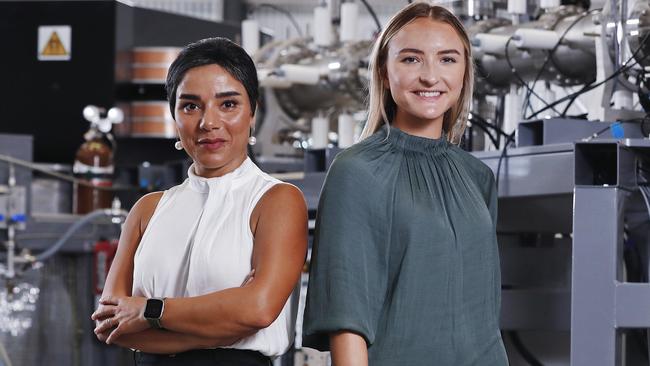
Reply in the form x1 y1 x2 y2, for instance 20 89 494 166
476 138 650 364
571 140 650 365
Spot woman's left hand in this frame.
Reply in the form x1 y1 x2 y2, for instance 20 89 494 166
91 296 149 344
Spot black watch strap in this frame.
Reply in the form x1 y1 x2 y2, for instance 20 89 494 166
146 317 163 329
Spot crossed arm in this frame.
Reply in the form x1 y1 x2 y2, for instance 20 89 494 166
91 184 308 353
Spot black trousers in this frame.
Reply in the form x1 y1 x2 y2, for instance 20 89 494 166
133 348 272 366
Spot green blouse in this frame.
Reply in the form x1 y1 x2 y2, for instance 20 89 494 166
303 126 508 365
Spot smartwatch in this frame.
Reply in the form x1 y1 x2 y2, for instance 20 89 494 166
144 297 165 329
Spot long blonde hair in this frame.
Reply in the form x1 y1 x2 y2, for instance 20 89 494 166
360 2 474 144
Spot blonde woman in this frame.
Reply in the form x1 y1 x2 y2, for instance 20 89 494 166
303 3 508 365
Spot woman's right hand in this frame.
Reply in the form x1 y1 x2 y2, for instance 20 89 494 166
94 318 112 343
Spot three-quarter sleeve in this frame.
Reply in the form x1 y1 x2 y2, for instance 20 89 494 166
481 167 501 322
302 155 389 351
484 170 498 231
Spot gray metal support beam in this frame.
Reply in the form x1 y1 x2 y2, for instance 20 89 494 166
571 187 625 366
615 283 650 328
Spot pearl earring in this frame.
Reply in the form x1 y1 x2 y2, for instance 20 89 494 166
248 127 256 146
174 141 183 150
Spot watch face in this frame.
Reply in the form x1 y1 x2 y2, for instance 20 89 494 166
144 298 164 319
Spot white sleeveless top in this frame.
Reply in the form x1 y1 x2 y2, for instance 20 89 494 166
132 158 297 357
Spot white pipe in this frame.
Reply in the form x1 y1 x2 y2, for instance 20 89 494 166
504 85 523 133
474 33 513 55
280 64 323 85
338 113 356 148
257 69 292 88
242 19 260 56
540 0 560 9
513 28 561 50
311 115 329 149
6 225 15 279
314 6 333 46
340 2 358 42
507 0 527 14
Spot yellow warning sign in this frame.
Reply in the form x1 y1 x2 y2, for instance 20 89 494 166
41 32 68 56
37 25 71 61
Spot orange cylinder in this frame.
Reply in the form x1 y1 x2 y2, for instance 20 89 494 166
131 47 181 83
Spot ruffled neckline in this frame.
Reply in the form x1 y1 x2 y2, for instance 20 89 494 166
187 157 254 193
380 126 449 155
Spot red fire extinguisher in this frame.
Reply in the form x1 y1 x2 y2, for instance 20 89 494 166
93 239 118 305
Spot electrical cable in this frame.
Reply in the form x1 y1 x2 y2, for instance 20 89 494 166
495 95 506 147
495 131 516 191
508 331 544 366
468 120 500 148
471 120 498 146
614 68 647 94
560 90 582 117
639 77 650 113
0 154 138 192
522 9 601 114
33 208 127 263
622 225 649 360
639 180 650 358
470 112 511 139
359 0 382 33
527 59 640 119
462 125 473 151
580 123 613 142
638 163 650 176
641 116 650 137
505 37 562 116
468 112 511 148
640 185 650 218
637 164 650 363
526 31 650 120
251 3 304 38
468 113 498 138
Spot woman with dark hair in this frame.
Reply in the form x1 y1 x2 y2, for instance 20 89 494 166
91 37 307 365
303 3 507 365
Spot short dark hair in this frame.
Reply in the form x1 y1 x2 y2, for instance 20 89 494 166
165 37 259 119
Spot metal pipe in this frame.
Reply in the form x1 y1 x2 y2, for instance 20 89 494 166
6 225 15 279
34 208 127 263
4 161 17 279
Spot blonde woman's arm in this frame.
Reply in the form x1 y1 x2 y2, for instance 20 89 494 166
330 331 368 366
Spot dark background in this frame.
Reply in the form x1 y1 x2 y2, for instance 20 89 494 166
0 0 242 163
